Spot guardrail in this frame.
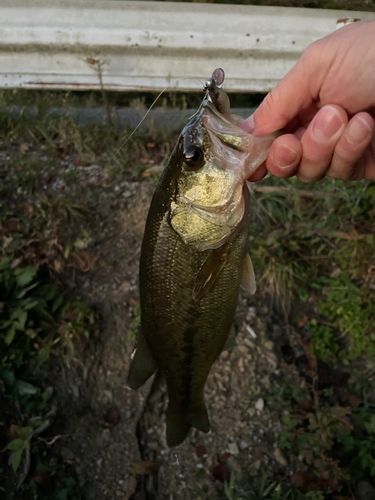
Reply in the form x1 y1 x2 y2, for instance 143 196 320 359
1 0 374 93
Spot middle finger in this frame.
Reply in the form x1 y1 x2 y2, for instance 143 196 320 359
297 105 348 183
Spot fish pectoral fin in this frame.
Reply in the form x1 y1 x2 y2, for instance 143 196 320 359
126 326 158 390
241 253 256 295
193 248 229 301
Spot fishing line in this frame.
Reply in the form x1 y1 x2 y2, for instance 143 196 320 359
113 77 205 157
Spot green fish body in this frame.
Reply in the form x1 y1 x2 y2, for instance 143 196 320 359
127 74 276 447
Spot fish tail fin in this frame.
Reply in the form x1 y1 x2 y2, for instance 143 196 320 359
166 409 191 448
127 326 158 390
166 400 210 447
190 407 210 434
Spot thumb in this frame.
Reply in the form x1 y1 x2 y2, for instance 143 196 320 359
243 55 315 136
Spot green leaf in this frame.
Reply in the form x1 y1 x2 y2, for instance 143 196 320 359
15 380 39 395
52 294 64 313
7 439 24 451
45 283 58 302
11 447 24 473
0 257 11 270
16 281 39 299
17 427 32 440
5 324 16 345
282 416 299 430
15 266 38 287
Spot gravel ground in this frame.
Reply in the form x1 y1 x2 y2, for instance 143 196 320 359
33 165 307 500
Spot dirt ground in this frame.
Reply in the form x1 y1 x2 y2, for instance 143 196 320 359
34 167 309 500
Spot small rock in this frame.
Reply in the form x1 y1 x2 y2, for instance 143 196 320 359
255 398 264 411
253 460 261 471
239 440 248 451
61 447 75 463
228 442 239 455
357 481 375 500
101 429 111 440
263 341 275 351
237 345 249 355
238 358 245 373
265 351 278 370
273 448 287 467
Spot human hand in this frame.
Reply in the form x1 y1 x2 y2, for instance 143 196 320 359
243 20 375 183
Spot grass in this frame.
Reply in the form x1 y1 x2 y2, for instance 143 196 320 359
250 176 375 363
244 174 375 498
0 190 96 496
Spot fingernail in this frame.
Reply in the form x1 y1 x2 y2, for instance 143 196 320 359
243 114 254 133
274 143 298 169
346 116 372 145
312 106 344 140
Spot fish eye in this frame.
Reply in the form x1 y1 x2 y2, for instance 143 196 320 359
184 147 204 171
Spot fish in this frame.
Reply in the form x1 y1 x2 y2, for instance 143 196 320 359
127 69 276 447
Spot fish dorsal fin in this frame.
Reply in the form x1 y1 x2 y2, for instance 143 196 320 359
242 253 256 294
193 248 229 301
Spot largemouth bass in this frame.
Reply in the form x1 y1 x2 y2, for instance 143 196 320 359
127 69 276 447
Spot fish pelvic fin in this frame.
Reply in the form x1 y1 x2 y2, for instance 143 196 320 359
166 403 210 447
126 326 158 390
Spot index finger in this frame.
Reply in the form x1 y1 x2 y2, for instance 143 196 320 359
243 50 317 136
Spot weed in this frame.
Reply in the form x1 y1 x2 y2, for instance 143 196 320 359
0 194 95 494
128 302 141 342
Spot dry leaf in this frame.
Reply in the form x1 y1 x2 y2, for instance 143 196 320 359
20 143 29 154
10 424 20 439
196 445 207 457
32 471 51 488
72 158 90 167
212 463 231 483
23 202 34 218
297 315 308 328
103 408 120 426
291 470 328 493
130 460 159 476
348 394 363 407
123 476 137 500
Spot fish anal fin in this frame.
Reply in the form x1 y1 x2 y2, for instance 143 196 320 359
193 249 229 301
127 326 158 390
242 253 256 295
222 331 237 352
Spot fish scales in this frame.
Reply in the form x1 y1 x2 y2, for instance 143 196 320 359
127 69 276 447
140 151 250 445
